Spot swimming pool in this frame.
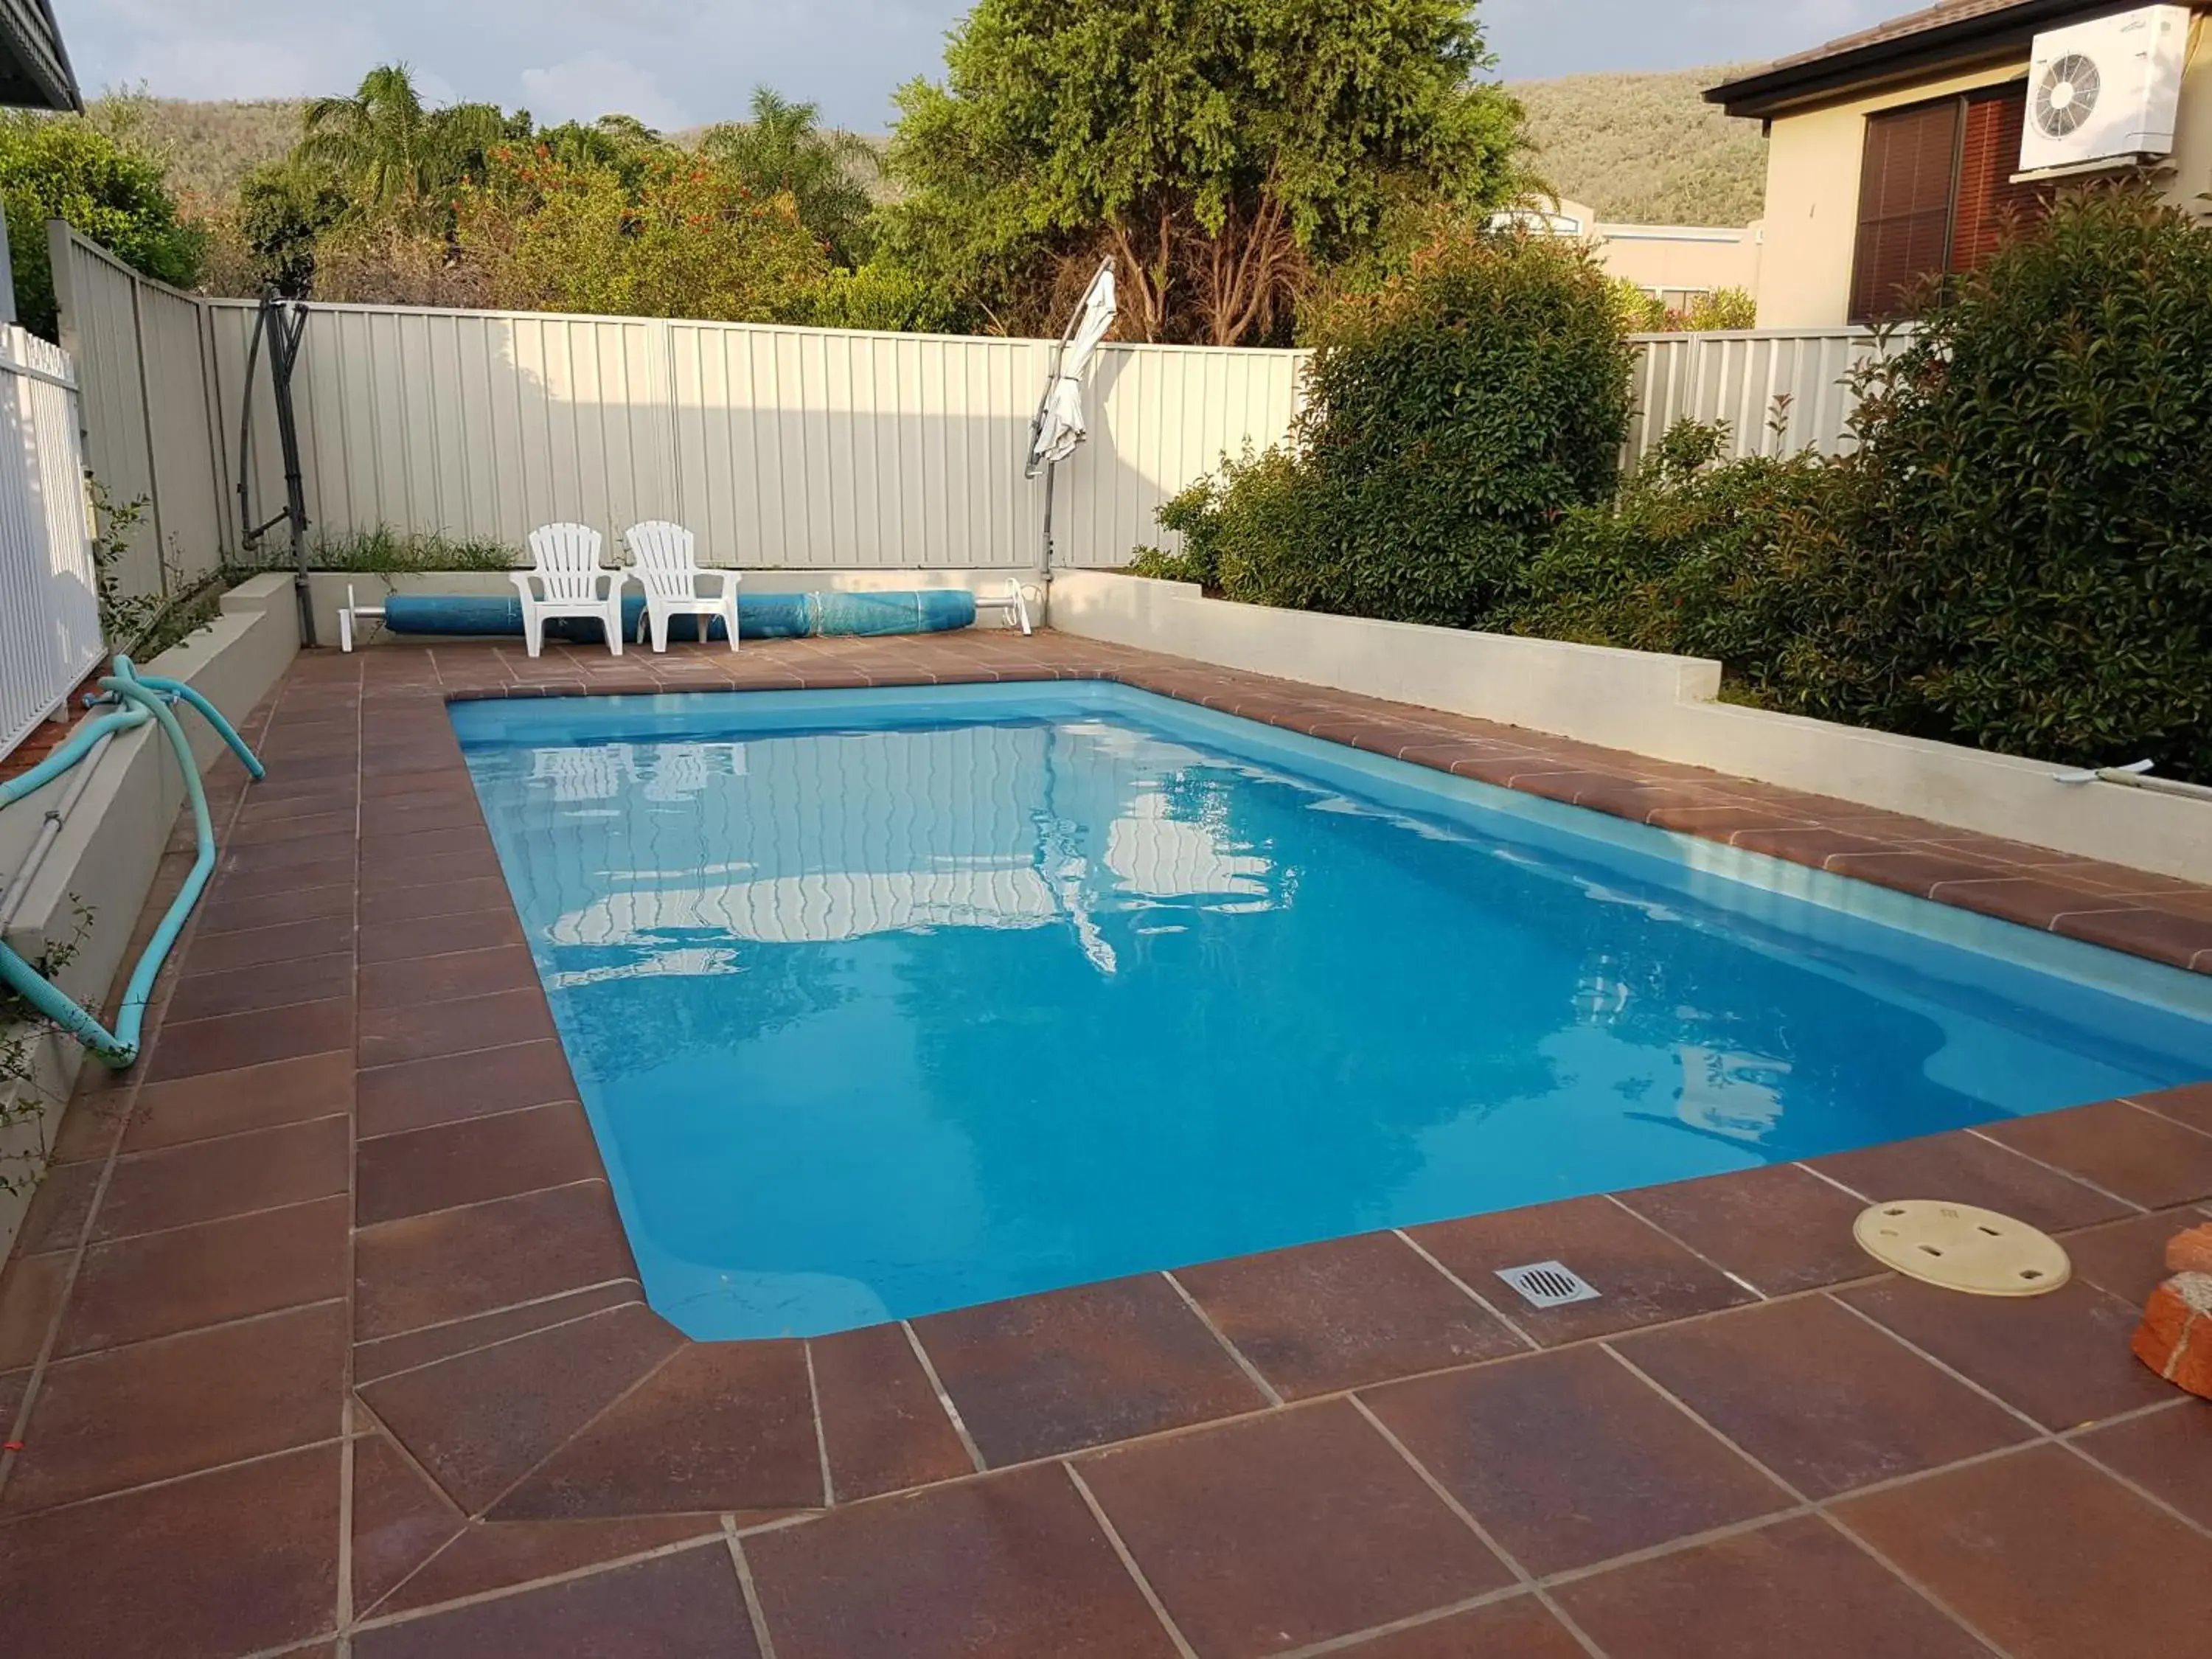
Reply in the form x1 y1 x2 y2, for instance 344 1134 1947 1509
451 683 2212 1340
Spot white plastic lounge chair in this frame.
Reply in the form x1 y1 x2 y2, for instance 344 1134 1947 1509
622 521 741 653
512 524 625 658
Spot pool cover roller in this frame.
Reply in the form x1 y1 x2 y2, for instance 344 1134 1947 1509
382 588 976 644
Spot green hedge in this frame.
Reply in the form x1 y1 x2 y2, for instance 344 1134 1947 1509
1130 233 1633 627
1517 187 2212 779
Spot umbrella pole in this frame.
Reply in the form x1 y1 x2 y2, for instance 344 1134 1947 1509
1040 457 1058 575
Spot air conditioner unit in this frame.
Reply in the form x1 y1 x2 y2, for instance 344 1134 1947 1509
2018 4 2191 173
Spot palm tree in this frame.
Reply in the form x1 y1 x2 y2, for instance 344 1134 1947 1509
300 64 512 231
699 88 879 262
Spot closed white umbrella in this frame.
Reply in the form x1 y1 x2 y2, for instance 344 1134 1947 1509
1027 257 1117 571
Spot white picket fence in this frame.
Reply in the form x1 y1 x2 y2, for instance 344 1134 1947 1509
48 221 1885 587
0 326 100 762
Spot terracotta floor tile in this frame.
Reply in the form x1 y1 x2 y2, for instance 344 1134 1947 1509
358 823 496 869
364 846 506 890
358 796 490 839
1840 1276 2173 1430
1615 1164 1878 1296
354 1281 645 1385
2129 1079 2212 1135
911 1273 1267 1466
357 1102 602 1225
1553 1514 1986 1659
1727 826 1893 866
2058 1206 2210 1306
1613 1295 2032 1498
1922 874 2124 931
1326 1596 1588 1658
125 1050 355 1152
354 1180 637 1341
219 828 360 877
0 1251 70 1368
1077 1399 1512 1658
375 1512 726 1616
1835 1443 2212 1659
1819 849 1997 899
810 1321 977 1501
351 1431 467 1614
163 950 355 1022
2052 904 2212 967
1173 1231 1527 1399
360 874 512 925
1407 1195 1755 1346
1362 1343 1790 1576
144 996 353 1082
1 1301 344 1514
187 902 354 959
361 1302 684 1514
355 1543 757 1659
0 1441 340 1659
2073 1403 2212 1531
358 985 557 1068
493 1338 821 1518
357 1037 581 1137
13 1159 99 1255
359 945 539 1012
1808 1127 2129 1233
57 1196 350 1357
358 907 526 967
96 1116 349 1240
1977 1101 2212 1208
745 1461 1180 1659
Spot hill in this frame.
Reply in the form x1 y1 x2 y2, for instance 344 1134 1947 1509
111 95 302 208
111 66 1767 229
1512 66 1767 226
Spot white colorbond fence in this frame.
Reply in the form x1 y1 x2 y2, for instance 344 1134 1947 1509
48 226 229 599
198 301 1305 571
1621 327 1897 467
0 325 101 761
50 219 1885 581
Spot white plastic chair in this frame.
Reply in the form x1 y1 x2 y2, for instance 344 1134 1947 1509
511 524 625 657
622 521 740 653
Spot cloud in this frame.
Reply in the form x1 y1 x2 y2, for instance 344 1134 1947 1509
520 52 689 131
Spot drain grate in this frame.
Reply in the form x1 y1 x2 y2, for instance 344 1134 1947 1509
1495 1260 1601 1310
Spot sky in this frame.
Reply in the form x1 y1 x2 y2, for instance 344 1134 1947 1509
66 0 1896 131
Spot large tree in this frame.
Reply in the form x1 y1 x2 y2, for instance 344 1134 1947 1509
881 0 1526 343
699 89 878 264
299 64 517 234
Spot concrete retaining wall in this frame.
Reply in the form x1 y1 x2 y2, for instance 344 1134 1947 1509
0 574 299 1256
1046 569 2212 885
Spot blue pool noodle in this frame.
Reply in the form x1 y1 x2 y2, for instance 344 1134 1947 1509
380 589 976 644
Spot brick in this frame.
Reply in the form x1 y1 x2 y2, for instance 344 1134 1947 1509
2131 1273 2212 1399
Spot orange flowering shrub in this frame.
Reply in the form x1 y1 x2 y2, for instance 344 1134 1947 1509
454 145 832 321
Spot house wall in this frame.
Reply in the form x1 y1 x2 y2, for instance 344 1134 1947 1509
1755 18 2211 325
1592 223 1765 298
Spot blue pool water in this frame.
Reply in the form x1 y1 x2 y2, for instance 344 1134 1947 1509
451 684 2212 1339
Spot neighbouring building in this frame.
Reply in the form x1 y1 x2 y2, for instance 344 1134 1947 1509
1493 198 1766 315
1709 0 2212 326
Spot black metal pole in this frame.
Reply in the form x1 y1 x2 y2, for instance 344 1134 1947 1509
268 298 314 647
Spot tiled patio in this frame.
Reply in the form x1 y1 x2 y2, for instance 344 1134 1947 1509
2 627 2211 1659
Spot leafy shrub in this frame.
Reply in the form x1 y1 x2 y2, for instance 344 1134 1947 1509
1843 185 2212 775
1512 419 1875 709
0 111 202 338
1514 187 2212 779
1135 232 1633 627
1607 280 1757 334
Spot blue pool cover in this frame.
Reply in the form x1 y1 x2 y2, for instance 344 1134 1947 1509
451 683 2212 1339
